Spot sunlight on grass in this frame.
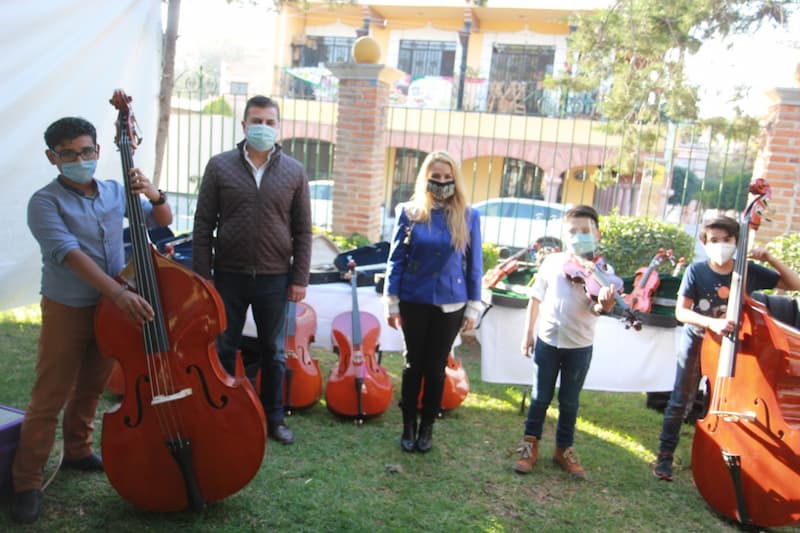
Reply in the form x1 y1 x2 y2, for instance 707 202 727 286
465 391 516 411
575 415 653 461
0 303 41 324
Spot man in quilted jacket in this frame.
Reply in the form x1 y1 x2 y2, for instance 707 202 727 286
192 95 312 445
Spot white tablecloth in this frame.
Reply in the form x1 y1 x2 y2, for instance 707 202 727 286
243 282 406 351
478 304 681 392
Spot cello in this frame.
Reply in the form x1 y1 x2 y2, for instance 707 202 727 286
417 352 470 412
325 257 393 424
691 179 800 528
95 90 266 512
283 301 323 413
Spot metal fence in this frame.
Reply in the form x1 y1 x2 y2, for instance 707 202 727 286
161 92 761 248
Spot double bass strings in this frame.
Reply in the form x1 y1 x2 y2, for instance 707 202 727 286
117 117 187 446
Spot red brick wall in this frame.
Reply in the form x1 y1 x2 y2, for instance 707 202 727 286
752 88 800 244
330 64 390 242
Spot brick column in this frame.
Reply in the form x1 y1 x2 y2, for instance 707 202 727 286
327 63 393 242
752 88 800 243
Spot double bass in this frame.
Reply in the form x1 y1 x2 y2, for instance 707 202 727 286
691 179 800 528
325 258 393 424
95 90 266 512
283 301 323 413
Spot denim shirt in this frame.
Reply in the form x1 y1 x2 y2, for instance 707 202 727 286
27 177 155 307
385 204 483 306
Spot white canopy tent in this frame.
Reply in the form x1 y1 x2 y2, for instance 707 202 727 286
0 0 162 310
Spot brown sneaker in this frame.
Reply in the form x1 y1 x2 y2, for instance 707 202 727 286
553 447 587 479
512 435 540 474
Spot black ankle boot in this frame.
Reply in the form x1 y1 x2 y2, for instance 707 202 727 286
415 422 433 453
400 420 417 452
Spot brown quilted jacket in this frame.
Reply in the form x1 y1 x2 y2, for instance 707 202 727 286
192 141 312 286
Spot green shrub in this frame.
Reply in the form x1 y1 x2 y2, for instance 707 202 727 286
599 214 695 277
202 96 233 116
482 242 500 274
765 232 800 296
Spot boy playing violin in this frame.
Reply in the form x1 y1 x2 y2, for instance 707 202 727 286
513 205 616 479
653 216 800 481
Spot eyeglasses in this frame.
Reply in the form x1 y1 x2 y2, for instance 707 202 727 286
51 146 97 162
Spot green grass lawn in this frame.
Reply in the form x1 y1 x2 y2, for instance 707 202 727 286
0 305 790 532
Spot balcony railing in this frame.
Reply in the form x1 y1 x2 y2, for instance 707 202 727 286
278 69 598 120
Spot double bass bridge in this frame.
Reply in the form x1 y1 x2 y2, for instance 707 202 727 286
709 409 757 423
151 388 193 406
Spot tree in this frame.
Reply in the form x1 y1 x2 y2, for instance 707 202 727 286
153 0 181 188
668 165 701 206
556 0 795 178
563 0 795 125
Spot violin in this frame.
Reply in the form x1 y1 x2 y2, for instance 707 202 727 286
325 257 393 424
417 352 470 412
624 248 674 314
563 255 642 330
283 301 323 413
691 179 800 527
95 90 266 511
483 243 540 289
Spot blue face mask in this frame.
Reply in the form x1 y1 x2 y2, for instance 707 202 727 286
60 160 96 184
246 124 278 152
567 232 597 259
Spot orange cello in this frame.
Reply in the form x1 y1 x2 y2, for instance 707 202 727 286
691 179 800 528
417 352 470 412
283 301 323 413
325 257 393 424
95 90 266 512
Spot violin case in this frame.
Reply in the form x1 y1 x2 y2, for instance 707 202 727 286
334 241 389 287
0 405 24 499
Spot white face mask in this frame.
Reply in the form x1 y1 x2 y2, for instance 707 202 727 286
705 242 736 265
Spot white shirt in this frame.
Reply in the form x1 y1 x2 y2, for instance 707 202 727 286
243 142 272 188
530 252 600 349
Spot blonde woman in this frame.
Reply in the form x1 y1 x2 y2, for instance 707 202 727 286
384 151 483 453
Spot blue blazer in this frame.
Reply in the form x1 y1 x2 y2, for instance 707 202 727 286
385 204 483 305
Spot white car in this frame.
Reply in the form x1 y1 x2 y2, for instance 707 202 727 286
473 197 569 250
309 179 333 230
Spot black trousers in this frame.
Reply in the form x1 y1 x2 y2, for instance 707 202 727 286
399 301 465 422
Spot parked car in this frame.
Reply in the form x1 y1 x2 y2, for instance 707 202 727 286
473 197 569 250
309 179 333 230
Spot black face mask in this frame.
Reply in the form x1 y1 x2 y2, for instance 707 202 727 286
427 180 455 200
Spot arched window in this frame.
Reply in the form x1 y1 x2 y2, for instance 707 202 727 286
500 158 544 199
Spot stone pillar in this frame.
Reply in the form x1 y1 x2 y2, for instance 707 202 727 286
327 62 395 242
752 88 800 243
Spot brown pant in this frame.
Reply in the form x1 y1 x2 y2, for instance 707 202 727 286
12 297 114 492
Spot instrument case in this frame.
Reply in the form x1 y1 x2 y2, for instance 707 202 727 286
334 241 389 287
0 405 25 498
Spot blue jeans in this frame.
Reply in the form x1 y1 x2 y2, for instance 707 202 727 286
214 270 289 424
658 327 703 453
524 340 593 448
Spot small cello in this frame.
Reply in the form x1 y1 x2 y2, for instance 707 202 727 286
624 248 673 314
283 301 323 413
325 257 393 424
96 90 265 512
691 179 800 527
417 352 470 412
